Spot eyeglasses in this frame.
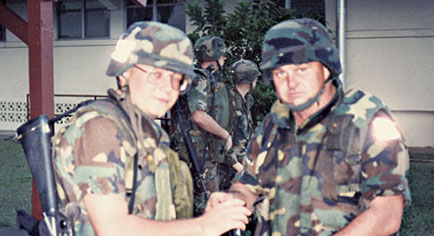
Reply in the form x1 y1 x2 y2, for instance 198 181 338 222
133 65 189 93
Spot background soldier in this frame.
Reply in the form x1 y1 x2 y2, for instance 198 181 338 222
206 18 411 236
178 35 232 216
52 21 250 236
219 59 260 191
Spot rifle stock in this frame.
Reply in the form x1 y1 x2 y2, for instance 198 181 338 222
16 115 72 235
17 115 57 215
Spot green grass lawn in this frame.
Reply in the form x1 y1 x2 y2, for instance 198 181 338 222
399 152 434 235
0 140 32 229
0 139 433 234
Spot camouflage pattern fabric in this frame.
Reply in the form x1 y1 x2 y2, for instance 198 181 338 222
235 89 411 236
53 98 193 235
177 68 230 215
106 21 195 94
230 59 261 84
260 18 341 82
220 89 254 191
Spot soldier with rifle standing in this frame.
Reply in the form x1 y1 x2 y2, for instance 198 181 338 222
173 35 234 216
219 59 261 191
42 22 250 236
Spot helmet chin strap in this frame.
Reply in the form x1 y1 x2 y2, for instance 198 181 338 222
283 77 334 112
216 59 223 71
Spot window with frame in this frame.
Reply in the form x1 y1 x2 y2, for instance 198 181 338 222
0 0 5 41
56 0 110 39
0 24 5 41
277 0 325 25
126 0 186 31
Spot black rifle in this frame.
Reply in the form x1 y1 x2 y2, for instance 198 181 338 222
173 100 208 199
15 100 93 236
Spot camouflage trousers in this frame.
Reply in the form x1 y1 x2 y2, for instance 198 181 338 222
192 159 219 216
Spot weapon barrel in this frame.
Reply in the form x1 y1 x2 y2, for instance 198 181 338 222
173 101 208 197
17 115 57 215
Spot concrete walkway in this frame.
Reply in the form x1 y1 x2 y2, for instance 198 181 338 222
0 228 28 236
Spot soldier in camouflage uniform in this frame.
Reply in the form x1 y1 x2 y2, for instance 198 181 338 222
206 18 411 236
176 35 233 216
52 21 250 236
220 59 260 191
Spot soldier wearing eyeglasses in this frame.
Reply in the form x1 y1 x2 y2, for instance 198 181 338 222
52 21 250 236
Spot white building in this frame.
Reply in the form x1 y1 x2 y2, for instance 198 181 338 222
0 0 433 147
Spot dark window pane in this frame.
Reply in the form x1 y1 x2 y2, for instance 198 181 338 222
159 0 176 4
0 24 5 41
86 0 104 9
58 0 82 38
158 4 185 31
127 7 153 27
59 10 82 38
58 0 81 11
126 1 185 31
85 9 110 37
291 0 325 24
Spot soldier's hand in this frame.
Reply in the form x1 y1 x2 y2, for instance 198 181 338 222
205 192 234 213
225 134 233 151
199 198 251 236
232 162 244 173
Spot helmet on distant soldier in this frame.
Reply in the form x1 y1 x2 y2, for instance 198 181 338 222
260 18 342 82
230 59 261 84
193 35 226 62
106 21 195 94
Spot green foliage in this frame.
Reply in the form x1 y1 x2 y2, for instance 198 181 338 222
185 0 226 42
185 0 296 124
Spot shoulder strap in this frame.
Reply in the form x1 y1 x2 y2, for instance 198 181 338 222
225 86 238 135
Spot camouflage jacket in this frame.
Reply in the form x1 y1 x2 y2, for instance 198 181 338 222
53 97 193 235
226 88 254 165
236 89 411 236
185 68 230 163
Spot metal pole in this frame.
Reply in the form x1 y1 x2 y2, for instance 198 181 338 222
152 0 157 21
336 0 346 89
285 0 291 9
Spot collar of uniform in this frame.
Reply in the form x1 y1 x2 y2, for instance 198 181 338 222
296 86 343 134
108 88 166 146
136 108 168 146
270 99 293 129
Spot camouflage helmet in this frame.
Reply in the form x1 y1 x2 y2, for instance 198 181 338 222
106 21 195 92
193 35 226 62
261 18 342 81
230 59 261 84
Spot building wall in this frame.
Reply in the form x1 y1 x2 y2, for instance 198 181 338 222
0 1 121 130
326 0 434 147
1 0 433 147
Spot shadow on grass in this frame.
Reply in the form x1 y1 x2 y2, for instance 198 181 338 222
0 139 433 235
